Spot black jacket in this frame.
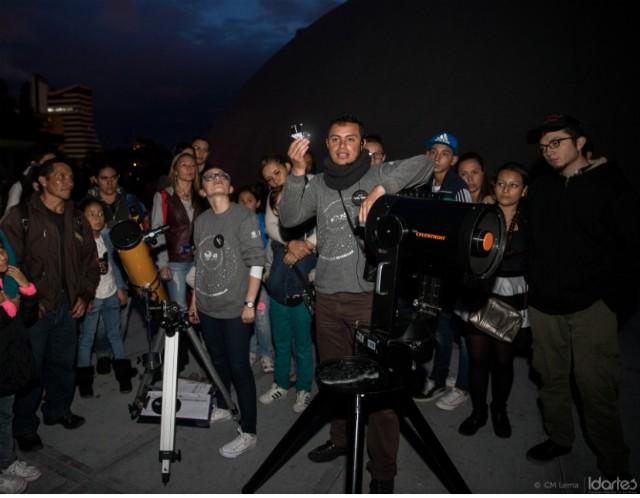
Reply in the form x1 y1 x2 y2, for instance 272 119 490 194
526 160 640 314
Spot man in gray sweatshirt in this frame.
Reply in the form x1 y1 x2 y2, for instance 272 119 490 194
280 115 433 493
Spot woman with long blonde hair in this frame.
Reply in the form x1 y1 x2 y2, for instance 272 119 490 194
151 152 205 310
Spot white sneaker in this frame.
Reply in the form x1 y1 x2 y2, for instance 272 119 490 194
219 430 257 458
2 460 41 482
0 474 27 494
446 375 456 388
292 390 312 413
259 383 288 405
435 388 469 411
210 407 233 423
261 357 274 373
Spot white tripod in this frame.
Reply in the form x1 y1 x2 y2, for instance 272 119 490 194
140 301 239 484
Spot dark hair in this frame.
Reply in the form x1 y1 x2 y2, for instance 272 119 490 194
494 161 529 188
78 197 104 213
39 158 68 178
582 133 594 158
457 152 484 171
456 152 491 199
493 162 529 254
191 136 209 145
363 134 384 148
88 157 119 178
328 115 365 138
235 184 264 210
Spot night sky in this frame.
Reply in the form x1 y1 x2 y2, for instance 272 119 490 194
0 0 343 149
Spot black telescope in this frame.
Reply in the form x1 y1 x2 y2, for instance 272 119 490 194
361 194 506 346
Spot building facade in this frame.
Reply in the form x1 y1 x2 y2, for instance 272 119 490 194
47 84 101 160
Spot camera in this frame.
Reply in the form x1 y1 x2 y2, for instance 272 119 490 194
290 123 311 140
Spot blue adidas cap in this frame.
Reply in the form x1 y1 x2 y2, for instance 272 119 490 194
425 132 459 154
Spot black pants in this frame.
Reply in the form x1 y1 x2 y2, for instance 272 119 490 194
199 313 257 434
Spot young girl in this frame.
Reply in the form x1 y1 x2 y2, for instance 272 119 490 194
0 231 41 493
76 200 132 395
237 185 274 374
259 155 316 414
456 152 491 204
458 163 529 438
189 167 264 458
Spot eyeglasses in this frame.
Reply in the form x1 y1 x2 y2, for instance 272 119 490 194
537 136 574 153
368 151 385 160
202 172 230 182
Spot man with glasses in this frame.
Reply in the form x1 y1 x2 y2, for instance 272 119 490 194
525 114 637 480
281 115 433 493
363 135 387 166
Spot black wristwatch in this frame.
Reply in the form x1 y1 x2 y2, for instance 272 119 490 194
244 301 255 309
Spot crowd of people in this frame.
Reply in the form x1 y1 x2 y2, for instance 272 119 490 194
0 113 637 493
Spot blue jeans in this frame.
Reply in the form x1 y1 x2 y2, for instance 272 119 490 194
78 293 125 367
430 311 469 391
13 297 77 436
198 313 257 434
95 292 132 358
250 286 273 360
0 395 15 469
166 261 193 310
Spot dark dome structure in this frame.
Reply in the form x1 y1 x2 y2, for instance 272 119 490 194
208 0 638 187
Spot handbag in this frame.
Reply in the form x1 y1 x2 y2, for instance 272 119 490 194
469 296 522 343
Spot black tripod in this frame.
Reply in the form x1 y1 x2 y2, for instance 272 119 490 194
243 195 507 493
243 353 470 493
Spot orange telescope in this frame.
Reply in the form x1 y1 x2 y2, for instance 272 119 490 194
109 220 168 303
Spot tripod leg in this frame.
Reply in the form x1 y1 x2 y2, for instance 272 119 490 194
129 328 164 419
184 326 239 419
242 391 332 493
346 393 366 494
396 392 470 493
159 331 181 484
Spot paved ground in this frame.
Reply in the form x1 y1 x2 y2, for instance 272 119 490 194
18 308 640 494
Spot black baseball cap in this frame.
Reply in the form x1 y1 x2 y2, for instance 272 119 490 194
526 114 584 143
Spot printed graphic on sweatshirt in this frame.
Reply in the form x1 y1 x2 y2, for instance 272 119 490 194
319 198 356 262
195 234 239 297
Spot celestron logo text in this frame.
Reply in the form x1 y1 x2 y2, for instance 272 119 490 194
414 232 446 241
